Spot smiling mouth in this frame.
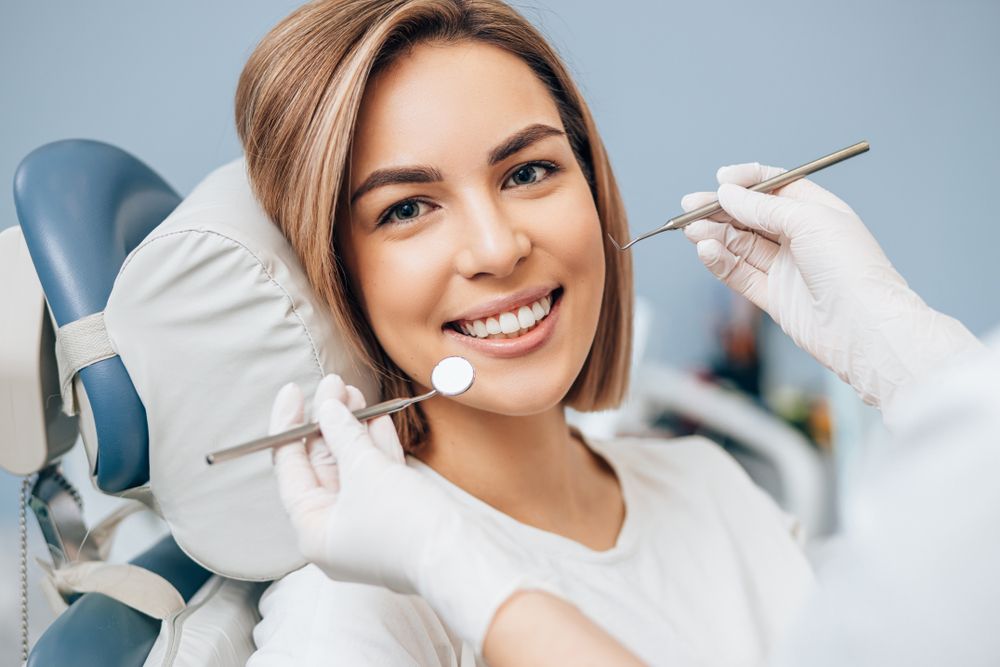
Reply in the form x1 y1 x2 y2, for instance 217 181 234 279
446 288 563 340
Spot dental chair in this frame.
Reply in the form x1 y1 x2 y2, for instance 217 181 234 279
2 139 829 666
2 141 212 667
2 139 375 666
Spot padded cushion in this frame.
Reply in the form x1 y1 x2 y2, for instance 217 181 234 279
143 577 265 667
103 159 376 580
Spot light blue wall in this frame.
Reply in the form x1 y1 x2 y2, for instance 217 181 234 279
3 0 999 370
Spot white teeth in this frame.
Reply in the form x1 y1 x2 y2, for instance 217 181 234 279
499 312 520 334
517 306 536 329
454 292 557 339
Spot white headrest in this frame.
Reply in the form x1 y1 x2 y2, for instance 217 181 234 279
104 159 376 580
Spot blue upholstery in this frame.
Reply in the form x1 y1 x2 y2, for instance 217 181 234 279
15 141 215 666
13 140 181 492
27 535 213 667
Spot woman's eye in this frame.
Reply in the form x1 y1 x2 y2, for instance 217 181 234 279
379 199 429 226
504 162 558 188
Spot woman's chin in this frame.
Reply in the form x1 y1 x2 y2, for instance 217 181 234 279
457 379 574 418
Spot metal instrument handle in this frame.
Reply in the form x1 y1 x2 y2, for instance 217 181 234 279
205 390 436 465
611 140 870 250
665 140 870 231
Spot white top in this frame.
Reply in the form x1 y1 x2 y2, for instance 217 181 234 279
248 436 815 667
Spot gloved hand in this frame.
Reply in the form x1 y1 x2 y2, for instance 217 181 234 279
681 162 982 415
269 375 556 653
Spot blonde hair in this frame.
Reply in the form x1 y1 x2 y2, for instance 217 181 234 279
236 0 632 451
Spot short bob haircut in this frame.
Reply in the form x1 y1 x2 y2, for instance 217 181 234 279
236 0 633 451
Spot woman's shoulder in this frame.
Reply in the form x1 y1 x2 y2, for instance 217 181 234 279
249 564 468 666
590 433 747 481
593 434 805 546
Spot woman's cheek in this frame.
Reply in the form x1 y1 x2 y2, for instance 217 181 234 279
358 243 434 347
555 201 605 285
568 207 607 336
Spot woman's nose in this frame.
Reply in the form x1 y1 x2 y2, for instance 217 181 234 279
454 203 531 279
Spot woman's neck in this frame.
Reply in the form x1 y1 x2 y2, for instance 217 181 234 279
414 396 624 550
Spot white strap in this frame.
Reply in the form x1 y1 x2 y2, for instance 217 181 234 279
55 312 116 416
37 502 187 620
84 501 146 562
37 559 186 620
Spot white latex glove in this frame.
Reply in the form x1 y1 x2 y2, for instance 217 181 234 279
269 375 556 653
681 163 983 417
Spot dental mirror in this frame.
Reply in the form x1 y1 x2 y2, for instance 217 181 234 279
206 356 475 465
431 355 475 396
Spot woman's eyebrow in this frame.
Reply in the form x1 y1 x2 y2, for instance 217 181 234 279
349 124 564 205
350 165 443 205
488 123 565 165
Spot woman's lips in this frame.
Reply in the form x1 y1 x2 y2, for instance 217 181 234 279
443 290 562 359
447 285 558 325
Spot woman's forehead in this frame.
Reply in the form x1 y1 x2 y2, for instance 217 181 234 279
351 40 564 177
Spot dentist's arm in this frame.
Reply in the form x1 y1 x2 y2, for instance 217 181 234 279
269 377 646 667
681 163 984 425
771 339 1000 667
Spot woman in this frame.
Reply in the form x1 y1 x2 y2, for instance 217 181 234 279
240 1 816 664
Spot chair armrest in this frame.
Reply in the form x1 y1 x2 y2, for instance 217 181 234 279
28 592 161 667
28 535 211 667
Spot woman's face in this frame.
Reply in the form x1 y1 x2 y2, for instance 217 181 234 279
343 40 605 416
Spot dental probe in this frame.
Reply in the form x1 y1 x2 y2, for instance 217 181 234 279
608 140 870 251
205 356 475 465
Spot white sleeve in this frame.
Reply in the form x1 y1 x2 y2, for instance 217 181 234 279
247 564 462 667
770 337 1000 667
